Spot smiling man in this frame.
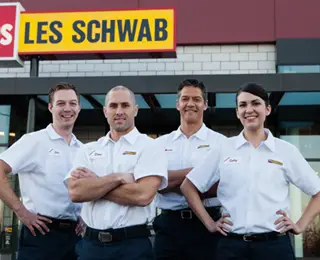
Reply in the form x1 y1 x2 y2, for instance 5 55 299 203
0 83 83 260
153 79 226 260
66 85 168 260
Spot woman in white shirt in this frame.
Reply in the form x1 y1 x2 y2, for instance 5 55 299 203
180 83 320 260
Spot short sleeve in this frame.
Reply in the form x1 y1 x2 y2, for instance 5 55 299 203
64 145 91 183
0 134 38 174
187 147 221 193
286 145 320 196
134 140 168 190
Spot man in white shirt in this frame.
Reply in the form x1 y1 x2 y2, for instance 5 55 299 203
153 79 226 260
0 83 83 260
66 86 168 260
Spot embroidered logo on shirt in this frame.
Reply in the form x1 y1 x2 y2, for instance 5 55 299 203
48 148 60 156
268 159 283 166
197 144 210 149
165 148 173 152
123 151 136 155
224 157 241 164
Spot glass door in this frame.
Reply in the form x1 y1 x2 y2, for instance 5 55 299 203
301 161 320 257
280 129 320 258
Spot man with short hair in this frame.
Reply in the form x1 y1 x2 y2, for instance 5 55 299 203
66 85 168 260
0 83 83 260
153 79 226 260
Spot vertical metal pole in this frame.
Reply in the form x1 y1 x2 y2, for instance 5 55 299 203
30 56 39 78
6 57 40 260
26 98 35 133
26 56 39 133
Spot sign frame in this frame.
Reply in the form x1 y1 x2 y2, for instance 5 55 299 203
18 7 176 59
0 2 25 67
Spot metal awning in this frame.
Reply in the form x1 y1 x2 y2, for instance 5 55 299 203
1 73 320 95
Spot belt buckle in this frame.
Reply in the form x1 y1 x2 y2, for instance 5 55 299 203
180 210 192 219
243 234 253 242
98 232 113 243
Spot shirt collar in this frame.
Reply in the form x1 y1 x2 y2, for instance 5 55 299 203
172 124 208 141
235 128 276 152
263 129 276 152
102 127 140 146
46 124 81 147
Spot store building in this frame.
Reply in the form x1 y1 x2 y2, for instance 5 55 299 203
0 0 320 259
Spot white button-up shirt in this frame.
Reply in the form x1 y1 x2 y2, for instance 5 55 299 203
67 127 168 230
0 124 82 221
187 129 320 234
155 124 226 210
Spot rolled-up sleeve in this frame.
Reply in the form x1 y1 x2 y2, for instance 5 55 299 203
286 146 320 196
186 147 221 193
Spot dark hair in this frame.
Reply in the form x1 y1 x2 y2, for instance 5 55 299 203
177 79 207 101
236 83 269 106
48 82 80 104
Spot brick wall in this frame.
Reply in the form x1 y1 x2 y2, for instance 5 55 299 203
0 44 276 78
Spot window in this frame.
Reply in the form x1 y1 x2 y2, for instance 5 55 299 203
278 65 320 73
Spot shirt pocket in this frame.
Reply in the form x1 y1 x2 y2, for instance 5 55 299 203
258 158 287 193
117 152 139 174
89 151 110 177
191 146 211 167
218 160 247 195
45 152 66 185
165 149 181 170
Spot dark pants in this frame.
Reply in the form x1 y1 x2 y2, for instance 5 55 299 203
17 224 81 260
153 208 221 260
76 236 153 260
216 233 296 260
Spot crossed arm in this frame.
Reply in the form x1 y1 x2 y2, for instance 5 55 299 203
159 167 219 199
68 168 162 206
68 171 123 202
102 176 162 206
159 168 192 194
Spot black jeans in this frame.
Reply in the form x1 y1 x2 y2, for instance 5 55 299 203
17 224 81 260
76 236 153 260
216 233 296 260
153 209 220 260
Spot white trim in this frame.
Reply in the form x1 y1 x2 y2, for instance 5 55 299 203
13 3 25 66
0 2 22 7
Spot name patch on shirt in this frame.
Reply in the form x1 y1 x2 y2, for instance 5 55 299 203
89 150 105 158
224 157 241 164
197 144 210 149
48 148 61 156
268 159 283 166
123 151 136 155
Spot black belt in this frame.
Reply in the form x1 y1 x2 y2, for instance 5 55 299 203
39 215 77 232
84 224 151 243
227 231 287 242
161 206 221 221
